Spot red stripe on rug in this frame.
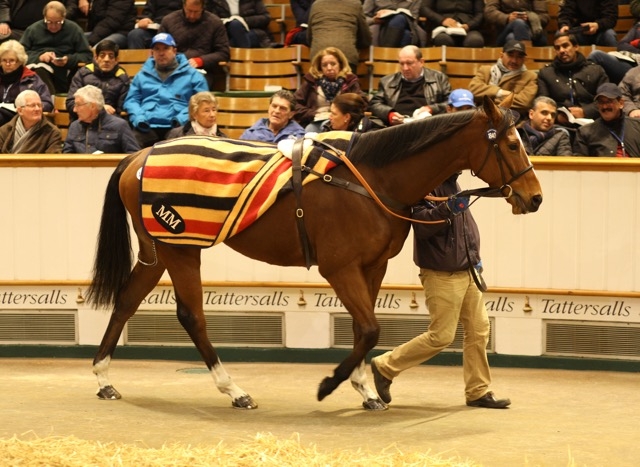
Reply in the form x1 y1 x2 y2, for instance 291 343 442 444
143 216 223 238
144 165 259 186
235 159 293 233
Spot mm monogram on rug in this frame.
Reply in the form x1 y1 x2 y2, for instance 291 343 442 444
140 133 352 247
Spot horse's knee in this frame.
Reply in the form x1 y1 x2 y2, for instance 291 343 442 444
358 325 380 349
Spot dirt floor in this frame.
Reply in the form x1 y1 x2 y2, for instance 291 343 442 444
1 358 639 466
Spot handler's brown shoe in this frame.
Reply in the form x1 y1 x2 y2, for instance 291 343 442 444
371 357 392 404
466 391 511 409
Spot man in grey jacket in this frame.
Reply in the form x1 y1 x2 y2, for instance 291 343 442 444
369 45 451 126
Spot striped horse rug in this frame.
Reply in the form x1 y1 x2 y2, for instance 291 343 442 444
140 133 352 247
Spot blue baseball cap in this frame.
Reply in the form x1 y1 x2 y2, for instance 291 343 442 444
448 89 475 108
151 33 176 48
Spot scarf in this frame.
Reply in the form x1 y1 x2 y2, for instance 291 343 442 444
523 122 555 150
191 120 218 136
553 52 586 73
156 59 178 82
317 76 344 103
11 116 33 153
489 59 524 86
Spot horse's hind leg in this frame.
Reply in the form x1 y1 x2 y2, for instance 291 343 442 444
164 246 257 409
93 257 166 399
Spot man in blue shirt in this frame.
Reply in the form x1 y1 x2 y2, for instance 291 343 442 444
240 90 305 143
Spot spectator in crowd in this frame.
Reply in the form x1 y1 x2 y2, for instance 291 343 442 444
20 1 93 94
293 46 365 132
123 32 208 147
363 0 426 47
620 65 640 117
369 45 451 127
209 0 273 48
65 40 130 119
445 88 475 112
588 22 640 84
240 89 305 143
517 96 573 156
127 0 183 49
537 32 609 125
573 82 640 156
0 40 52 126
632 0 640 19
0 89 61 153
370 91 511 408
63 84 140 154
422 0 484 48
0 0 50 42
484 0 549 47
307 0 371 73
558 0 618 47
323 92 373 132
468 40 537 118
160 0 229 89
166 91 226 138
285 0 314 46
65 0 136 49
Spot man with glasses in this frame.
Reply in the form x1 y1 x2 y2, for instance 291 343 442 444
573 83 640 157
369 45 451 127
0 89 61 153
19 1 92 94
65 40 130 119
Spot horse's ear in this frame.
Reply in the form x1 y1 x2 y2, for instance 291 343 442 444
482 95 502 124
498 92 514 109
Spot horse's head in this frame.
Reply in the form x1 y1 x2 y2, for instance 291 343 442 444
473 95 543 214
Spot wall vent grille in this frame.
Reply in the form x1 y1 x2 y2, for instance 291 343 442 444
0 311 77 344
545 321 640 360
332 314 494 352
126 312 284 347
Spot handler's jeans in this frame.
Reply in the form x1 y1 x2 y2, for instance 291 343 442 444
374 268 491 401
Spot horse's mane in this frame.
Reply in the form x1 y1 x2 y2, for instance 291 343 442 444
348 110 479 167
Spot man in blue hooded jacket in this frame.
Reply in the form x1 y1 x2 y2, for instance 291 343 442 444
123 32 208 147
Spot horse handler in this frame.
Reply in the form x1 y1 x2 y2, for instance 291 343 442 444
371 174 511 409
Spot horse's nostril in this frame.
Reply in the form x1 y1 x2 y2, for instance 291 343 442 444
533 194 543 208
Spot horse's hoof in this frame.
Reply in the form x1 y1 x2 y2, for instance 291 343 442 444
96 385 121 400
362 398 388 411
317 376 336 401
232 395 258 409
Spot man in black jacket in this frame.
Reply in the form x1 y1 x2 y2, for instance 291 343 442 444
128 0 183 49
66 0 136 48
558 0 618 47
573 82 640 156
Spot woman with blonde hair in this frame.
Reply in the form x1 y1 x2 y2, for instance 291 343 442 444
293 46 365 132
166 91 227 139
0 40 53 125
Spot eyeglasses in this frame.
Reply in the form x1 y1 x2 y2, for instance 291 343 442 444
44 19 64 26
75 101 89 107
1 58 17 64
21 103 42 109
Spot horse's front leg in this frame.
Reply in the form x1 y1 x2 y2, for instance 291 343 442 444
350 360 388 410
166 247 257 409
317 265 386 410
93 257 166 400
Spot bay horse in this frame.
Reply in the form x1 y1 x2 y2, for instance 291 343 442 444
87 96 542 411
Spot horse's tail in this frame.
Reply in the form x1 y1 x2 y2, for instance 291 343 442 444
86 155 137 309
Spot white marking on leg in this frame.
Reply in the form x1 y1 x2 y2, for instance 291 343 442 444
350 361 379 402
93 356 111 388
210 361 247 401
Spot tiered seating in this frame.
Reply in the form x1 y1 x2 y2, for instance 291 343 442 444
53 94 70 141
117 48 149 77
365 46 442 94
439 46 502 89
216 95 272 139
221 46 302 92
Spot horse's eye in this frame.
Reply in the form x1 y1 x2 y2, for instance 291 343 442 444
508 143 519 151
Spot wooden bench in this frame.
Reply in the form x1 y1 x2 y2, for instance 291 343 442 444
216 94 272 139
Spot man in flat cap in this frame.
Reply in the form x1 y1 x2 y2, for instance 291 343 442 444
573 82 640 156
